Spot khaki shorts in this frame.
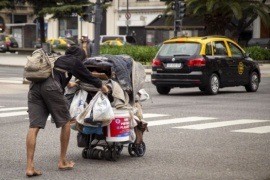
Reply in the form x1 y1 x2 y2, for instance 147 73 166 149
28 77 71 128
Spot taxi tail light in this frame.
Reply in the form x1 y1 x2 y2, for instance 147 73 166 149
152 58 161 66
187 58 206 67
6 42 11 46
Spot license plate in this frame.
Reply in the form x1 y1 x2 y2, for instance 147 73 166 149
166 63 182 68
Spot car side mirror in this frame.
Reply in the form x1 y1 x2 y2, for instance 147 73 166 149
244 53 250 58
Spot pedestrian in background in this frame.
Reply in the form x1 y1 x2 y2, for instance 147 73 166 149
78 34 93 58
25 46 109 177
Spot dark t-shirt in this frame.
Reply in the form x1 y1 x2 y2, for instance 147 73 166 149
53 54 102 90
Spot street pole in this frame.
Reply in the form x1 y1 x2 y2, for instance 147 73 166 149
173 0 179 37
126 0 129 35
93 0 102 56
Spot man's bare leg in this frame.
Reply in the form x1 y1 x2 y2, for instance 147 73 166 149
58 121 75 170
26 128 42 176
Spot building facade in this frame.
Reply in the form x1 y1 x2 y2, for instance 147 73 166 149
0 0 269 47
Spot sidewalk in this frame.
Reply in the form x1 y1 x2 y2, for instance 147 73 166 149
0 53 270 76
0 53 152 74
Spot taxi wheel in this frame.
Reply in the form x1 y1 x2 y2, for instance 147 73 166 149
205 73 219 95
156 86 171 95
245 71 259 92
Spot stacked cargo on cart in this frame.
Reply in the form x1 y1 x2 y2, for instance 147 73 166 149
70 54 149 161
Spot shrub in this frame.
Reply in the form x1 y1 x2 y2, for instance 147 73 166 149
243 46 270 61
100 45 159 64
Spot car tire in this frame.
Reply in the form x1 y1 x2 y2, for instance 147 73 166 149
245 71 259 92
205 73 219 95
156 86 171 95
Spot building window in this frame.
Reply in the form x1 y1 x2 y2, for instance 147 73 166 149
13 15 27 23
59 16 78 42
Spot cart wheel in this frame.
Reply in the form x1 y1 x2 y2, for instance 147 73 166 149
117 145 124 154
89 149 96 159
99 150 105 160
93 149 100 159
128 143 136 157
111 150 120 162
82 148 88 159
134 142 146 157
94 149 104 160
104 150 111 161
87 148 92 159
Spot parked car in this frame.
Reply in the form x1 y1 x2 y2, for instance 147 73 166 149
0 33 18 52
46 38 75 48
0 34 7 52
151 36 261 95
98 35 137 45
101 40 130 46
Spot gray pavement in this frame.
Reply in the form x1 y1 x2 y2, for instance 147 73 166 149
0 52 269 76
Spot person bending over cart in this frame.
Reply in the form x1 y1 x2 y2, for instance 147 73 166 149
25 46 109 177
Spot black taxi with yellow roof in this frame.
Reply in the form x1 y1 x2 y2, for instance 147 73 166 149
151 36 261 95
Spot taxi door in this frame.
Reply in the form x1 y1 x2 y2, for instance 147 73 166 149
226 41 249 85
212 41 235 85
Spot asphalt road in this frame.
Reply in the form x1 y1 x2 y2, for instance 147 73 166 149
0 62 270 179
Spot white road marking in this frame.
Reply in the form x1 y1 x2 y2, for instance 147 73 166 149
143 113 169 118
0 77 23 84
232 126 270 134
0 107 27 111
174 119 269 130
147 116 217 126
25 116 54 121
2 108 270 135
0 111 28 117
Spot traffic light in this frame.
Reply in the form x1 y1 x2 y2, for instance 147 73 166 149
171 2 176 10
101 0 113 3
179 1 186 19
82 5 92 22
174 19 181 32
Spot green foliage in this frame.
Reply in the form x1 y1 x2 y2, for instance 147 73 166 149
53 45 159 64
54 45 68 50
185 0 270 39
54 45 270 63
244 46 270 61
100 45 159 64
0 0 16 10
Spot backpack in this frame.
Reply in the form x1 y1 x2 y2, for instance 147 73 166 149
24 48 66 82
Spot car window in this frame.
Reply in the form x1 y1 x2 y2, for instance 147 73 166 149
0 35 5 41
227 42 243 58
63 39 74 44
126 36 136 44
112 41 117 46
9 37 17 43
205 42 212 55
158 43 200 56
213 41 227 56
102 36 124 42
54 40 60 45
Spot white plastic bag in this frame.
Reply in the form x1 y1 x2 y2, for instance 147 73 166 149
76 91 114 126
69 89 88 119
92 92 114 121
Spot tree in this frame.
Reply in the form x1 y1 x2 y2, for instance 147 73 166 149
0 0 89 43
0 0 15 10
186 0 270 41
24 0 89 44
